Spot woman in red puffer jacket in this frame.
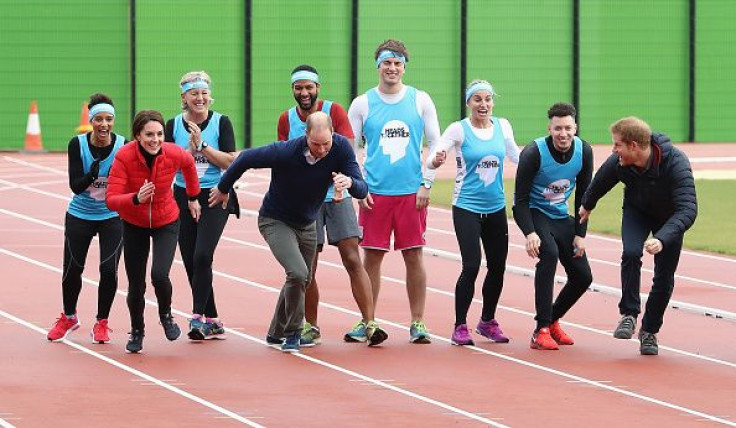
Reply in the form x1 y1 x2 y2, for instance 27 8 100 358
107 110 200 354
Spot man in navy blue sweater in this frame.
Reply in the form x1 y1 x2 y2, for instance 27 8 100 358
209 112 368 352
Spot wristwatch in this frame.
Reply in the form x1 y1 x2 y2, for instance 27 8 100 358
421 180 432 189
197 141 209 152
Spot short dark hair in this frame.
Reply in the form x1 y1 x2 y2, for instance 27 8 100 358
132 110 164 138
547 102 576 120
374 39 409 62
291 64 318 75
88 93 114 109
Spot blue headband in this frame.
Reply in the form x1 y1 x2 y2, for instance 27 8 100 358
291 70 319 85
88 103 115 122
465 82 496 103
376 50 406 68
181 79 210 94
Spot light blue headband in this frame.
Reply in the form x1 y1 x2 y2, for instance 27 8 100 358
465 82 496 103
180 79 210 94
376 50 406 68
88 103 115 121
291 70 319 85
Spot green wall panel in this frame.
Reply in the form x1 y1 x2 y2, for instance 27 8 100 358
358 0 460 139
467 0 571 145
0 0 130 150
251 0 352 147
136 0 244 145
696 0 736 142
580 1 689 143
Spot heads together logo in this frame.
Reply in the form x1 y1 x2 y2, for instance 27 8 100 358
379 120 411 163
89 177 108 201
476 155 500 186
542 179 571 205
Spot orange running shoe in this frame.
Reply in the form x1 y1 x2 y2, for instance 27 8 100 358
549 320 574 345
530 327 559 350
92 319 112 344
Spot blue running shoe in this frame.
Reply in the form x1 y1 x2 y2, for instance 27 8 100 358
281 332 300 353
204 319 226 340
344 320 367 342
410 321 431 344
188 315 206 341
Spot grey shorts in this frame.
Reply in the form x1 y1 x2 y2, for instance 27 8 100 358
316 199 362 247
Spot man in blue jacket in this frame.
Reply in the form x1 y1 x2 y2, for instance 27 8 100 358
209 112 369 352
580 116 698 355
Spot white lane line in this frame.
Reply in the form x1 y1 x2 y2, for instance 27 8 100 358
0 238 503 427
689 157 736 163
6 154 735 265
3 209 736 425
4 203 736 370
0 418 15 428
427 225 736 291
0 305 264 427
425 205 736 264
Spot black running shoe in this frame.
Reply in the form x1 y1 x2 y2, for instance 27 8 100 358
639 330 658 355
160 313 181 341
126 329 144 353
614 315 637 339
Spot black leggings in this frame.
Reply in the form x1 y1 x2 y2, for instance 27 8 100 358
452 206 509 326
62 212 122 319
123 220 179 330
175 186 229 317
531 209 593 329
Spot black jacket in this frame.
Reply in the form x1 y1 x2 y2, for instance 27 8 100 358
581 133 697 247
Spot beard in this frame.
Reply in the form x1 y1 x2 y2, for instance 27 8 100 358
296 93 318 111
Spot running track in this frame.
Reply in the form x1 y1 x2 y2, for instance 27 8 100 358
1 149 735 427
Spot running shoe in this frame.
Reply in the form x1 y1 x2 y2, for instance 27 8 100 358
91 319 112 344
530 327 559 350
409 321 431 344
344 320 367 342
475 319 509 343
204 318 226 340
301 322 321 345
451 324 474 346
281 331 300 353
549 320 574 345
126 329 144 354
639 330 659 355
187 314 206 341
47 313 79 342
266 334 284 349
366 321 388 346
614 315 637 339
159 313 181 341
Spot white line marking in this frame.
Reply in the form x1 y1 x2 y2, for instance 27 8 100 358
4 205 736 370
0 306 264 427
0 240 504 427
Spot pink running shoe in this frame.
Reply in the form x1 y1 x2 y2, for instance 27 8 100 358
92 319 112 344
475 319 510 343
47 313 80 341
451 324 474 346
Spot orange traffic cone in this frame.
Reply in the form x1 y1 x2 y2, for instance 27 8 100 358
76 102 92 134
23 100 45 153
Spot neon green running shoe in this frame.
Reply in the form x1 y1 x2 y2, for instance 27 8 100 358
366 320 388 346
409 321 431 344
301 322 320 346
